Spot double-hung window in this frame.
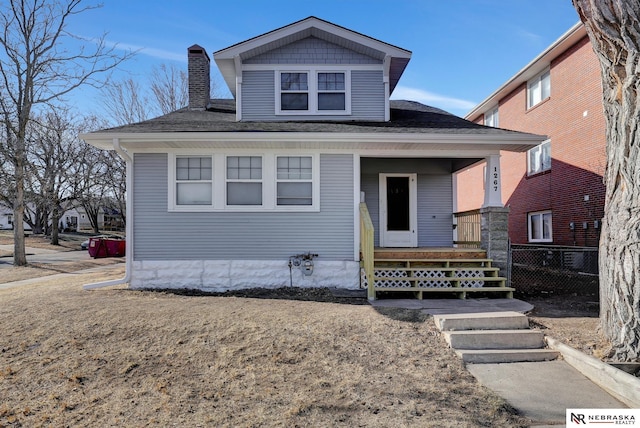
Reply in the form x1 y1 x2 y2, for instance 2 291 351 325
170 153 318 211
527 69 551 108
528 211 552 242
527 140 551 175
175 156 212 206
317 73 345 110
278 70 349 114
226 156 263 206
280 73 309 111
276 156 313 206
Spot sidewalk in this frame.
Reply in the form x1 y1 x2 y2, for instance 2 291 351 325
370 298 635 426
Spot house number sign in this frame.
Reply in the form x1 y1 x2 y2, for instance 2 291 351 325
493 166 499 192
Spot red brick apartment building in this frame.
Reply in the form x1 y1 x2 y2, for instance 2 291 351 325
458 22 606 247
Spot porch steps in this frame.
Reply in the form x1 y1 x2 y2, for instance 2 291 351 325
434 312 559 364
370 252 514 299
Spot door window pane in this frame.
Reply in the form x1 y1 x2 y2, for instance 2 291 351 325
387 177 410 231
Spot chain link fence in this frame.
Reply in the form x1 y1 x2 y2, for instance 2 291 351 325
509 244 599 297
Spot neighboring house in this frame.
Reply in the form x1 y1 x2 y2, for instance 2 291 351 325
0 207 17 230
0 205 79 232
74 206 124 232
81 17 544 296
459 22 606 247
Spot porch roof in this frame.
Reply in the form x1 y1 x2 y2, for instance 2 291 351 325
82 100 546 151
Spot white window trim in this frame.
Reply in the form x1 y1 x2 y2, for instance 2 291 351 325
274 155 319 210
168 152 320 212
225 155 265 209
527 68 551 109
527 139 551 176
528 210 553 243
275 67 351 115
169 154 214 211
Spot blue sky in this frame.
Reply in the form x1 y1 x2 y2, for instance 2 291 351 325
67 0 581 117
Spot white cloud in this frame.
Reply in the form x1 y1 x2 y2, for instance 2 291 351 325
391 86 477 111
104 39 185 62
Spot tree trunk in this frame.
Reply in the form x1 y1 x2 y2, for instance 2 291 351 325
13 135 27 266
573 0 640 360
51 206 60 246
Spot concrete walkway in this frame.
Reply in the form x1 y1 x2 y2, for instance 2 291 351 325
468 361 625 425
370 297 534 315
370 298 630 426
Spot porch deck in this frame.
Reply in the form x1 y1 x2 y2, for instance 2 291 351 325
364 247 514 300
374 247 487 260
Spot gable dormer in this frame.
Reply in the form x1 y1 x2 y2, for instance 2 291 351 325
213 16 411 122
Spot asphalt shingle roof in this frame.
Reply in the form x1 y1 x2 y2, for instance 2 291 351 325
94 99 541 138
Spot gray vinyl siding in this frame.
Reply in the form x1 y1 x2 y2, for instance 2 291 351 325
417 174 454 246
360 158 454 247
244 37 380 65
242 70 276 120
241 70 384 121
133 153 354 261
351 70 384 120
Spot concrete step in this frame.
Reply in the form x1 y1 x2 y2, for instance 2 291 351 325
434 311 529 332
443 329 545 350
455 349 560 364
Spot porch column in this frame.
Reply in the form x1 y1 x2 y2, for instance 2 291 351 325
482 154 503 208
480 206 510 277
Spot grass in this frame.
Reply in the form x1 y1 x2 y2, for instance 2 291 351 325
0 267 529 427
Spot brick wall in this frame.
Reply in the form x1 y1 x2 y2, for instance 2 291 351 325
458 35 606 246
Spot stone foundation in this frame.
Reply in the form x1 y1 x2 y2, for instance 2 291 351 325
130 259 361 292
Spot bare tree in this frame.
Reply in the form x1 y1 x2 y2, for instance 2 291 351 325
0 0 131 265
572 0 640 360
102 63 190 126
150 63 188 115
26 108 85 244
101 78 149 125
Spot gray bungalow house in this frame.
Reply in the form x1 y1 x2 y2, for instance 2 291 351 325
82 17 545 299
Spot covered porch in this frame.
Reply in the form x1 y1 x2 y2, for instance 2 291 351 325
358 154 512 301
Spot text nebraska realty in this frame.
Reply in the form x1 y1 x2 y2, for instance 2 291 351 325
572 413 635 425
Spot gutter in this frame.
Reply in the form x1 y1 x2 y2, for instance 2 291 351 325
84 138 133 290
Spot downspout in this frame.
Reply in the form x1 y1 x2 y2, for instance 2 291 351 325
84 138 133 290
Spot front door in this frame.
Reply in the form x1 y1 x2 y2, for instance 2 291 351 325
379 173 417 247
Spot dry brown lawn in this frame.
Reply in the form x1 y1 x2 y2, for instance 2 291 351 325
0 231 123 283
0 266 532 428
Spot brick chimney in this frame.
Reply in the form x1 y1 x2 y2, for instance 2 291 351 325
187 44 210 110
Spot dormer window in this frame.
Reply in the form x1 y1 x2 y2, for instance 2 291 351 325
280 73 309 110
318 73 345 110
277 69 350 115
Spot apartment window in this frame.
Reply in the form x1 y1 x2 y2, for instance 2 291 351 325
527 69 551 108
527 140 551 175
277 156 313 206
484 107 499 127
280 72 308 111
175 156 212 205
528 211 552 242
317 72 345 110
226 156 263 206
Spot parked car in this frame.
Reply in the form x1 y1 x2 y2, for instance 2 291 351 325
81 234 123 250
